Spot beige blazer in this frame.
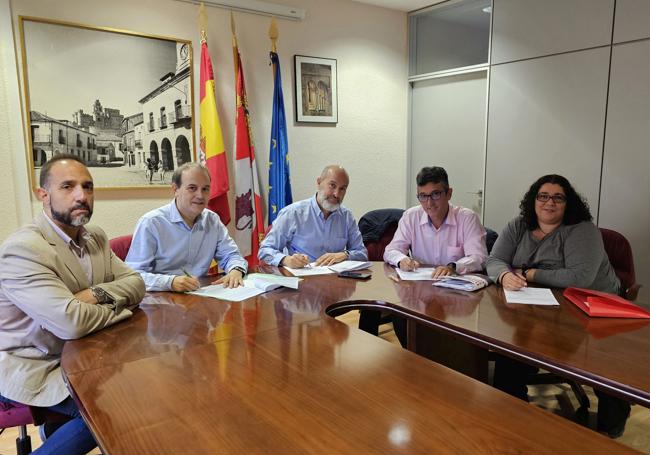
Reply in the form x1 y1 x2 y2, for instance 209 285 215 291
0 213 145 406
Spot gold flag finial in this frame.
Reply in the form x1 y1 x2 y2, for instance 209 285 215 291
268 17 278 53
231 12 239 79
199 2 208 43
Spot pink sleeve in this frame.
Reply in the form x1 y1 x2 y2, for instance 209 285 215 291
383 212 412 266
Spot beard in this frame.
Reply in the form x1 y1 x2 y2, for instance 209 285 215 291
51 203 93 227
317 191 340 212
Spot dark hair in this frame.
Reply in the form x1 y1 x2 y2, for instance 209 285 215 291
416 166 449 188
171 162 211 187
519 174 592 229
39 153 87 188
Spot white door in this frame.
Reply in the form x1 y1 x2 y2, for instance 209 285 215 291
409 70 488 218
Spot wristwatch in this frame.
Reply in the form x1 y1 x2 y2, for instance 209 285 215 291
90 286 114 305
446 262 457 273
522 266 530 280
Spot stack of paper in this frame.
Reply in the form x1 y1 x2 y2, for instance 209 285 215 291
328 260 372 273
189 273 301 302
285 260 372 277
432 274 490 292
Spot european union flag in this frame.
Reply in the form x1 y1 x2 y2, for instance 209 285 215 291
268 51 292 225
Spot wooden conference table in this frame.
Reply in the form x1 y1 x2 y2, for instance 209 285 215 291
61 263 649 454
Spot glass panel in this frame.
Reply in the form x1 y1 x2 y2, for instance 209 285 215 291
409 0 491 76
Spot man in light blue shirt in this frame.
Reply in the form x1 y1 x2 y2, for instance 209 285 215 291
126 163 247 292
259 165 367 268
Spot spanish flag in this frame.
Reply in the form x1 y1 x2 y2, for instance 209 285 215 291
200 33 231 225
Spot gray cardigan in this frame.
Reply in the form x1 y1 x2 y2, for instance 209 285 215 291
486 218 620 294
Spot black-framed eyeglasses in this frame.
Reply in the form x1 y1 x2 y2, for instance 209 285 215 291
536 193 566 204
417 189 447 202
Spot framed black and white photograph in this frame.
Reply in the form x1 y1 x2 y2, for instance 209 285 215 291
19 16 195 189
294 55 337 124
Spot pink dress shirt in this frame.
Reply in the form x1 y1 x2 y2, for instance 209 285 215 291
383 204 488 274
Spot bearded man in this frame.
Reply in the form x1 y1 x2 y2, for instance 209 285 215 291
0 154 145 454
259 165 367 268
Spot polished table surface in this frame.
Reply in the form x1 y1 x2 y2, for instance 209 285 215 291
61 263 647 454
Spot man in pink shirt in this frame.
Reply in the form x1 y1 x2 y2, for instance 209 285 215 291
384 166 487 276
360 166 487 346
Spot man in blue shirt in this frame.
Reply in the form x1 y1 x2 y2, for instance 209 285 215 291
259 165 367 268
126 163 247 292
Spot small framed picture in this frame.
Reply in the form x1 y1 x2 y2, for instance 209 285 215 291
294 55 337 123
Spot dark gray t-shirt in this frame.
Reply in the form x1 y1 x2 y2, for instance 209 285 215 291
486 218 620 294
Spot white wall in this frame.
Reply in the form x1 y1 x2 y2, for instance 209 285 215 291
0 0 408 240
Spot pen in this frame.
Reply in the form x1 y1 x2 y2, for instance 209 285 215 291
408 251 417 271
181 267 192 277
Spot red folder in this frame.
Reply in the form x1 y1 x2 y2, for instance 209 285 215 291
563 287 650 319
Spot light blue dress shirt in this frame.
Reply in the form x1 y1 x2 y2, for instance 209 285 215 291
258 195 368 266
126 200 247 291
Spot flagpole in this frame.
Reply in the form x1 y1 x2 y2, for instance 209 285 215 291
230 12 239 78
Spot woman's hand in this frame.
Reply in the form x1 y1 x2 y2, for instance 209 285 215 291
501 271 527 290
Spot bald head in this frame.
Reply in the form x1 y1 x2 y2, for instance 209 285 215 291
319 164 349 184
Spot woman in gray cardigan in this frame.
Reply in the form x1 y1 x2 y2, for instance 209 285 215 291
486 174 629 438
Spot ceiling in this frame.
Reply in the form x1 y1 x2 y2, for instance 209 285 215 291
351 0 446 13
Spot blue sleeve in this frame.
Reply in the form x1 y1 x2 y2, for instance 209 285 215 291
258 208 293 266
345 212 368 261
125 217 175 291
212 219 248 273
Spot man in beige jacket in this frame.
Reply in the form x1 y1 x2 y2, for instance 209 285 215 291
0 154 145 454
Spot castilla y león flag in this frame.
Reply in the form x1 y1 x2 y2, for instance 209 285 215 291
200 38 231 225
233 39 265 266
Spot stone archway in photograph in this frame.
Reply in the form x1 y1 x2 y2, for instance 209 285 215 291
33 149 47 167
175 135 191 167
149 141 159 163
161 138 173 171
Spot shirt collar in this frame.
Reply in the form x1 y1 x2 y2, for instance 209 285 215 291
42 210 90 254
170 199 204 227
419 204 456 227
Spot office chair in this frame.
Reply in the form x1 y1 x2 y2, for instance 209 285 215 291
0 402 68 455
528 228 642 417
485 227 498 254
357 209 405 346
599 228 641 301
109 234 133 261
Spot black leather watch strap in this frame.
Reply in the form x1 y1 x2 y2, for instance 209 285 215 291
232 266 247 276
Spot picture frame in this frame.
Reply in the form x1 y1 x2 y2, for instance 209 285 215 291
18 16 196 189
294 55 338 124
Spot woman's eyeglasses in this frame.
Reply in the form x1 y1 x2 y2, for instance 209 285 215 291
536 193 566 204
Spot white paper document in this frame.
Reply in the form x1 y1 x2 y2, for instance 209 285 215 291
284 260 372 277
395 267 438 281
327 260 372 273
189 273 301 302
504 288 559 306
284 264 335 276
